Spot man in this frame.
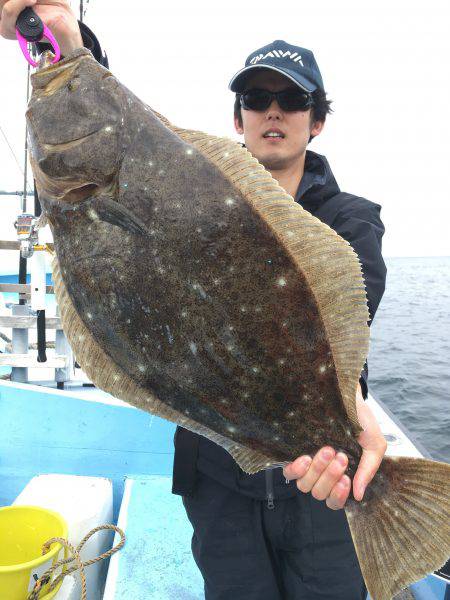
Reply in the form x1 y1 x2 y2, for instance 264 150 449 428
1 4 387 596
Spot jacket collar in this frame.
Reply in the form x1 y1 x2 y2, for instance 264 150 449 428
295 150 340 212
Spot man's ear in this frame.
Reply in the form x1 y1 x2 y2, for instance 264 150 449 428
234 116 244 135
310 120 325 138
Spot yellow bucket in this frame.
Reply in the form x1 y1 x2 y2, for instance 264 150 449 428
0 505 68 600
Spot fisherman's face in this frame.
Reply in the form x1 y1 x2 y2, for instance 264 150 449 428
234 70 324 172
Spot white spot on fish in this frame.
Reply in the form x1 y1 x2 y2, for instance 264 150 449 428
223 151 230 158
86 312 93 320
148 161 153 166
278 358 286 366
213 278 220 286
273 422 280 428
104 126 113 133
225 197 235 206
240 306 247 313
255 305 262 313
165 325 174 344
287 411 295 418
277 277 287 287
346 428 352 436
192 283 207 299
158 169 165 175
274 436 280 441
87 208 99 221
220 398 228 404
196 227 202 233
319 364 327 373
181 310 188 318
226 344 234 351
138 364 146 373
189 342 197 355
252 366 260 373
186 148 193 155
227 426 237 433
229 266 235 273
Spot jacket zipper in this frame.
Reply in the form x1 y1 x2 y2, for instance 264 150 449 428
265 469 275 509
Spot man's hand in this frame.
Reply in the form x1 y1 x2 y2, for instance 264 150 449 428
283 384 387 510
0 0 83 56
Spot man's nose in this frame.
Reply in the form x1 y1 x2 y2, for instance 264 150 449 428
266 100 283 118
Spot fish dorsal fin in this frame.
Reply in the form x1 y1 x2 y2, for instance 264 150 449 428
153 118 370 431
52 256 274 473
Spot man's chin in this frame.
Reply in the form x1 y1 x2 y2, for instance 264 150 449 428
257 153 291 171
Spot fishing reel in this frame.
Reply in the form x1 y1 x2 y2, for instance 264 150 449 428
14 213 39 258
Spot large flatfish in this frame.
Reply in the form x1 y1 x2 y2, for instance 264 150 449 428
26 48 449 600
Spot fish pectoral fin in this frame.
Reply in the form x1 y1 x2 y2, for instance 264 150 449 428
88 198 149 236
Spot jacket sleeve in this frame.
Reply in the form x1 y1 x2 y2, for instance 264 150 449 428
36 21 108 67
331 198 387 398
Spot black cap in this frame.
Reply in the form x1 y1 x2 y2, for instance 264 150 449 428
229 40 325 94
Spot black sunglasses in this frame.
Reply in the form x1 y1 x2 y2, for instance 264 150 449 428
239 88 314 112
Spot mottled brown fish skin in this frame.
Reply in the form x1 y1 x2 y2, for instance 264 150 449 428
26 49 361 467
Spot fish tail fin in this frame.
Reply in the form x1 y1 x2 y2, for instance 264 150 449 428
345 455 450 600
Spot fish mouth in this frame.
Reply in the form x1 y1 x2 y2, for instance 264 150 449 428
30 47 94 96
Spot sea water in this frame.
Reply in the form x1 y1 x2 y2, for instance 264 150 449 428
368 256 450 462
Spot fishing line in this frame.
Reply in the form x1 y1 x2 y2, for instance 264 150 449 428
0 121 25 180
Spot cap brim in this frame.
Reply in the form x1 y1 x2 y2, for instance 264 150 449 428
228 64 316 93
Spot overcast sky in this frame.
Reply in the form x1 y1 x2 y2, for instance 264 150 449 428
1 0 449 257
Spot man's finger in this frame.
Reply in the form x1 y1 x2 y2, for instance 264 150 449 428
0 0 37 39
353 448 385 501
311 452 348 501
283 455 312 481
293 447 335 493
326 475 351 510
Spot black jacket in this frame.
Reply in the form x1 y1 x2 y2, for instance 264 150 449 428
39 25 387 503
